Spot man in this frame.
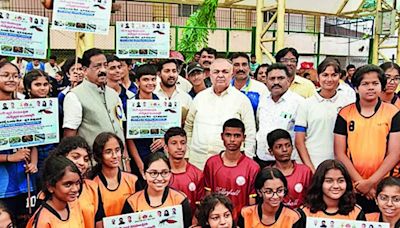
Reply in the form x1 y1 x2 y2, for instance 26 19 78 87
256 63 304 168
203 118 260 221
345 64 356 89
120 58 138 95
194 52 201 62
26 59 44 72
165 127 204 215
275 47 316 98
105 55 134 113
186 62 206 98
154 59 192 124
249 54 259 74
62 48 130 170
231 52 268 114
267 129 312 209
198 47 217 87
44 55 61 78
334 64 400 213
185 58 256 170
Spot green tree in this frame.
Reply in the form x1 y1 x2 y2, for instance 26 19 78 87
177 0 219 61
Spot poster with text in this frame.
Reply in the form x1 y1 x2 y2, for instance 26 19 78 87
0 10 48 59
116 21 170 58
126 99 181 139
0 98 59 150
52 0 111 34
307 217 389 228
103 205 183 228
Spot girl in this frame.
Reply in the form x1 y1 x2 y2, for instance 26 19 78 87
366 177 400 228
23 70 56 174
122 152 191 228
90 132 139 218
197 193 235 228
300 159 366 220
27 155 84 227
0 61 37 226
52 136 104 228
0 201 16 228
379 62 400 109
295 59 354 172
238 168 303 228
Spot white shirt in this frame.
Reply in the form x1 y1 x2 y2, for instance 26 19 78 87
294 89 354 167
154 85 193 120
256 90 304 161
155 76 192 93
184 86 256 170
44 62 61 77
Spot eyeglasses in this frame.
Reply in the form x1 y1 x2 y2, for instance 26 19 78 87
260 187 286 198
385 74 400 83
0 73 21 80
377 194 400 205
145 170 171 178
280 58 297 64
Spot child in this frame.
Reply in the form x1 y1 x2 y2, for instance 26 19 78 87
27 155 84 227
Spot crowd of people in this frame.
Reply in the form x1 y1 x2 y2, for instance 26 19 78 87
0 45 399 228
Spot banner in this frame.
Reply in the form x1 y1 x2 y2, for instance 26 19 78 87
52 0 112 34
307 217 389 228
103 205 184 228
0 10 48 59
126 100 181 139
116 21 170 59
0 98 59 150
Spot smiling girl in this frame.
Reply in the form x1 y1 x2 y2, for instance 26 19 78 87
366 177 400 228
27 155 84 227
122 152 191 227
90 132 139 218
299 159 366 221
238 167 303 228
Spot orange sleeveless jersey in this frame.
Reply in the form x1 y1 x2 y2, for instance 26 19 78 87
366 212 380 221
300 205 364 220
240 204 301 228
80 179 101 228
124 188 186 212
93 171 138 217
335 101 400 179
26 202 84 228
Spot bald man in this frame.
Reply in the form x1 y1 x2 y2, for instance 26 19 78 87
184 58 256 170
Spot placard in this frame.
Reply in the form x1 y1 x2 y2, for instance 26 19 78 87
52 0 112 34
126 100 181 139
0 10 48 59
103 205 183 228
307 217 389 228
0 98 59 150
116 21 170 58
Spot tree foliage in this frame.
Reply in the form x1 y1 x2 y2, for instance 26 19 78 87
177 0 219 61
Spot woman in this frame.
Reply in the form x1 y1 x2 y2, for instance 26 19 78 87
0 201 16 228
295 59 354 172
0 61 37 227
238 167 303 228
197 193 235 228
90 132 139 218
299 159 366 220
379 62 400 109
58 58 84 114
52 136 104 228
27 155 84 227
23 70 57 175
366 177 400 228
254 64 268 86
122 152 191 228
